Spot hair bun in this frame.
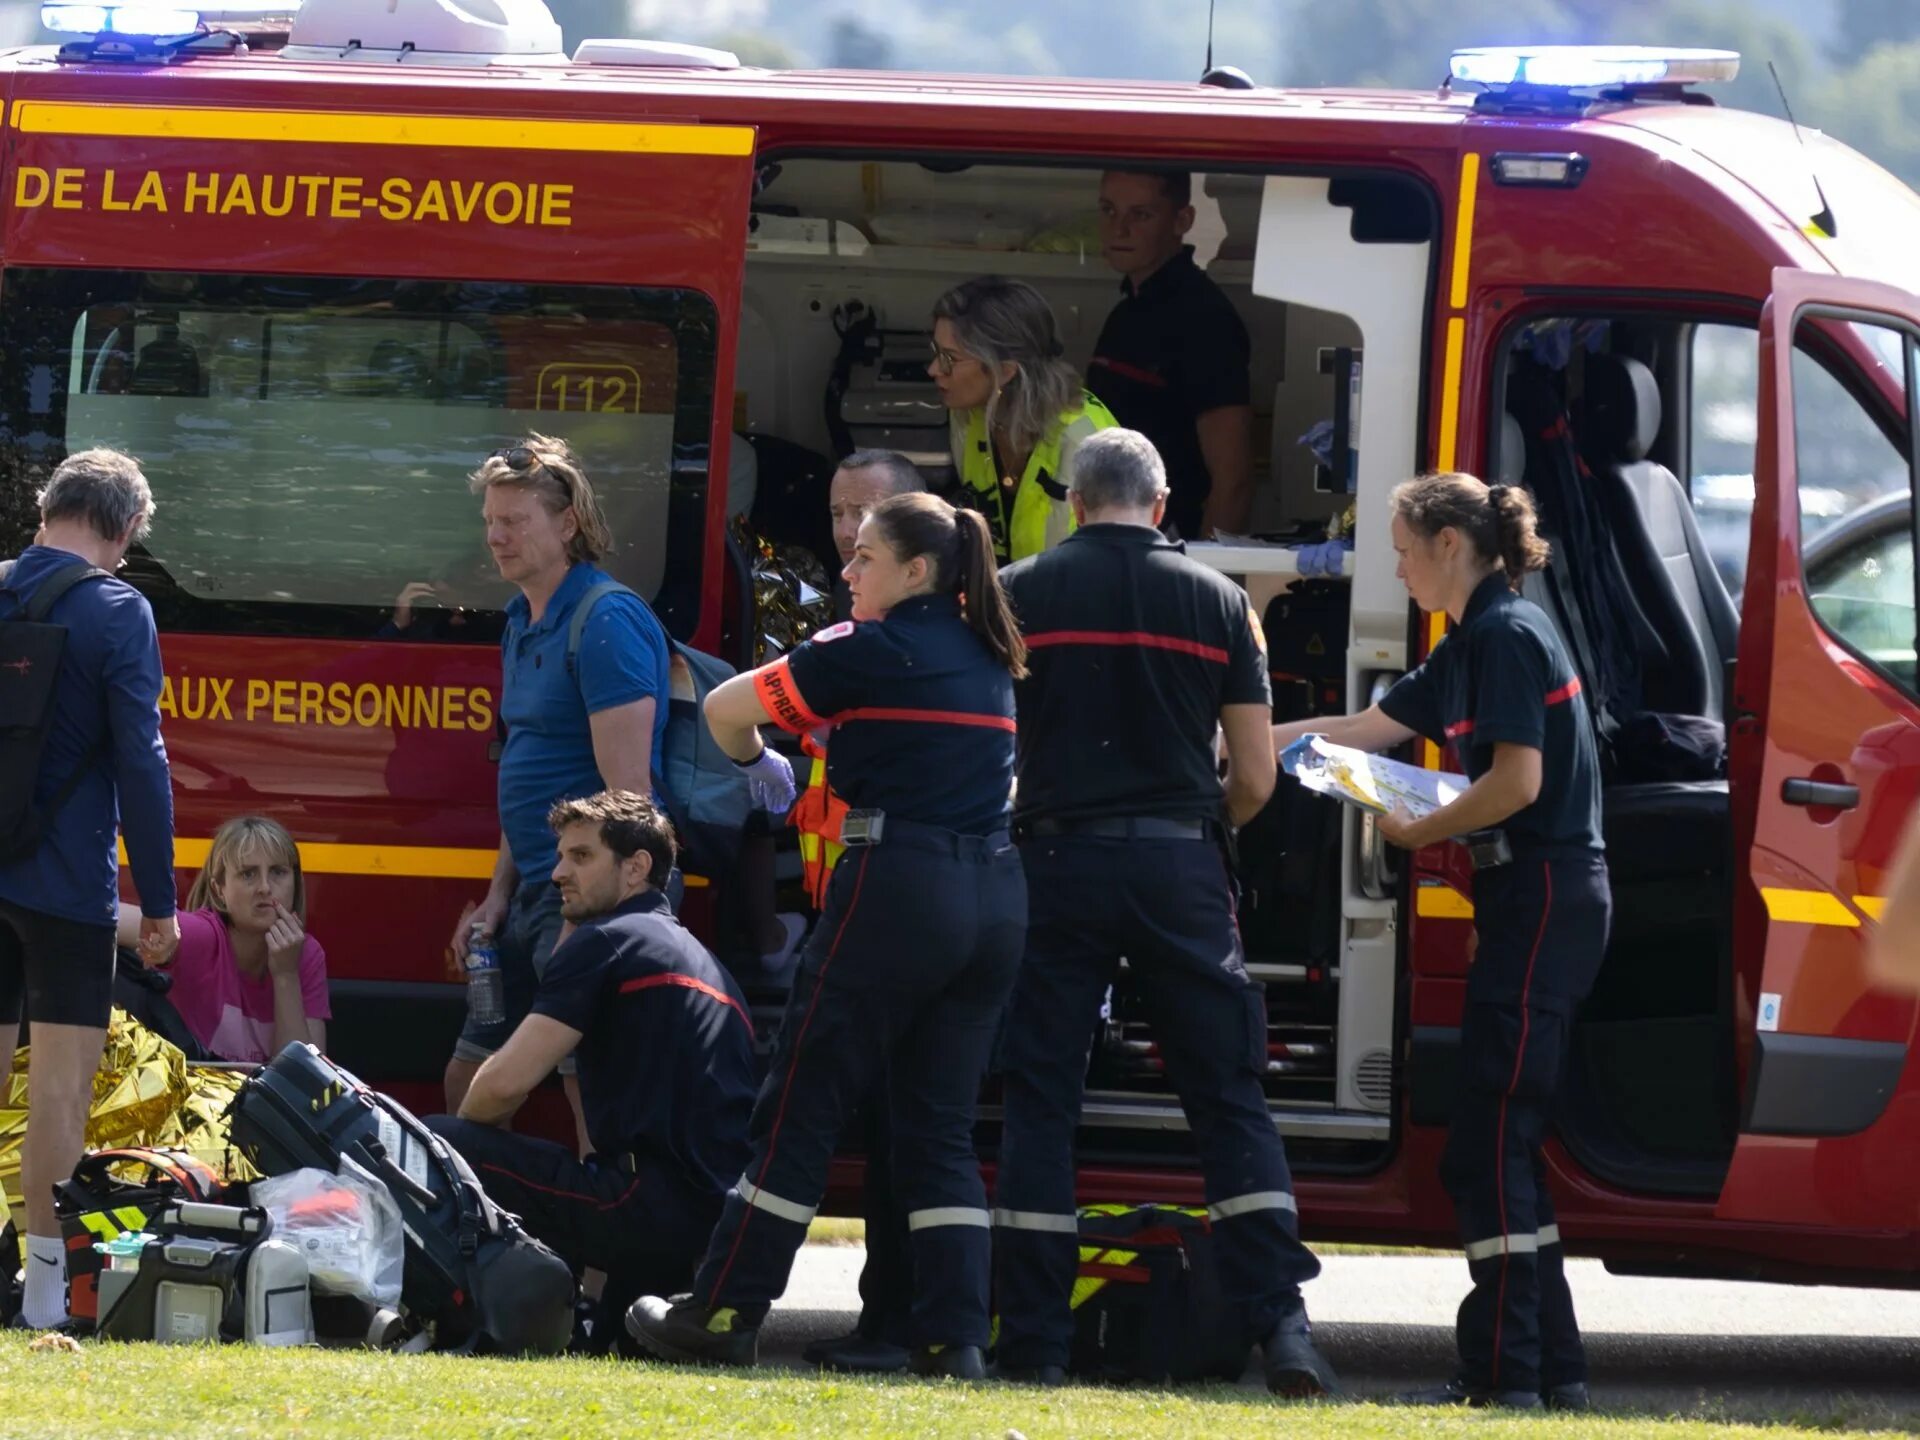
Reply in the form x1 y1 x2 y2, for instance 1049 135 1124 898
1487 482 1509 504
1047 340 1066 358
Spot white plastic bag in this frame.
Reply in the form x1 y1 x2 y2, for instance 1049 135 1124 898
252 1158 403 1307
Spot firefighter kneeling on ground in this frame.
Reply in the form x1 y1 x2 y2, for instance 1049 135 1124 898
426 790 758 1347
1272 472 1607 1412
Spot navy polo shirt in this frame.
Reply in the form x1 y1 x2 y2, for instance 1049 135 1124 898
1379 575 1603 852
531 888 756 1197
1002 523 1269 826
1087 246 1251 539
498 562 671 889
753 593 1016 836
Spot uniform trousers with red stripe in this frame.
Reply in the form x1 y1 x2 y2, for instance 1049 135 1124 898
993 835 1323 1372
1440 853 1609 1396
425 1115 722 1318
689 822 1025 1347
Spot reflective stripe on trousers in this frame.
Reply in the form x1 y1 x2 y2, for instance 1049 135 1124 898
1207 1190 1296 1222
736 1177 818 1227
992 1208 1079 1234
1463 1224 1560 1262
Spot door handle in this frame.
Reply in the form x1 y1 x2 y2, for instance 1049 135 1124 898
1357 673 1401 900
1782 777 1860 809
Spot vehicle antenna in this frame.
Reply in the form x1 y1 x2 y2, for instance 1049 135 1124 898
1205 0 1215 76
1769 60 1838 240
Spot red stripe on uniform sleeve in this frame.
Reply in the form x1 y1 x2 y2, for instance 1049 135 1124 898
1545 676 1583 706
1026 630 1232 665
838 707 1017 732
618 972 753 1029
1445 718 1476 739
752 658 826 734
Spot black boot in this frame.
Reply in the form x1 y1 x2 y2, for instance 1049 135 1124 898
1398 1377 1542 1409
1544 1380 1592 1412
624 1295 759 1368
801 1330 911 1373
909 1344 986 1380
1262 1308 1340 1397
991 1362 1067 1386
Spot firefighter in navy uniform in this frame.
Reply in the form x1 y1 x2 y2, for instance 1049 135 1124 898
1271 472 1607 1412
991 428 1338 1395
627 492 1027 1380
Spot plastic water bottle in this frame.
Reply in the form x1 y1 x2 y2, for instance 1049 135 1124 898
465 923 505 1027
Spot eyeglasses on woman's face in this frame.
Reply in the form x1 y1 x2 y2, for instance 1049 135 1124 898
928 339 970 377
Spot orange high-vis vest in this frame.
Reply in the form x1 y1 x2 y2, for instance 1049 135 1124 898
789 734 848 907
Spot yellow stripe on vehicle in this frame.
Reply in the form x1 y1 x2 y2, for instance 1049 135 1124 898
11 101 755 157
121 837 715 885
1435 316 1467 473
1760 887 1861 928
123 838 497 880
1448 151 1480 310
1854 895 1887 921
1415 885 1474 920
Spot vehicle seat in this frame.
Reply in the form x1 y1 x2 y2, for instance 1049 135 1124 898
1580 355 1739 720
1505 395 1729 883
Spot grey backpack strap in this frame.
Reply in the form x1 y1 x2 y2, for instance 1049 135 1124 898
25 564 112 623
565 580 639 680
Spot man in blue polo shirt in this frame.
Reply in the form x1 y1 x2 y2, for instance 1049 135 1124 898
443 436 671 1120
429 789 755 1339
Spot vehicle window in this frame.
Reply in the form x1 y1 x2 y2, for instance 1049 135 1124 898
1792 316 1917 696
1807 522 1917 690
1688 323 1759 595
0 271 717 641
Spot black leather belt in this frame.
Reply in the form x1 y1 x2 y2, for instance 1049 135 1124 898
1023 816 1216 842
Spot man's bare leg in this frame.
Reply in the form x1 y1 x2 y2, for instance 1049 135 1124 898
21 1021 109 1326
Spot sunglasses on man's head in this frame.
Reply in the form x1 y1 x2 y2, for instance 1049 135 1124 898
492 446 546 471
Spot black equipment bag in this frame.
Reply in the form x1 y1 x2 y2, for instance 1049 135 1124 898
1064 1204 1248 1384
1263 579 1350 723
53 1146 221 1326
0 559 111 862
1235 782 1344 974
226 1042 575 1354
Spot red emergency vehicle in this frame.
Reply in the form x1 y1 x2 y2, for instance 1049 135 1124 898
5 5 1916 1285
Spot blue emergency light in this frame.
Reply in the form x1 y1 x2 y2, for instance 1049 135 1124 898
41 0 291 36
44 3 195 32
1449 46 1740 91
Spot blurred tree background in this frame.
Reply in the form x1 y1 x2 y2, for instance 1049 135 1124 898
6 0 1917 187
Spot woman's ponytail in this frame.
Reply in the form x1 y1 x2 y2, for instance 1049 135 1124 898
953 507 1028 678
1485 482 1552 589
867 493 1028 678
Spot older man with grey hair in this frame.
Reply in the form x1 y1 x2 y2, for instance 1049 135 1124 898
0 448 177 1329
989 427 1337 1393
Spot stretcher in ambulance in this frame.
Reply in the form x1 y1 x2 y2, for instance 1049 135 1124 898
3 0 1917 1283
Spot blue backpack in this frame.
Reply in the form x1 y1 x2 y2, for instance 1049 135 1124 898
567 581 755 877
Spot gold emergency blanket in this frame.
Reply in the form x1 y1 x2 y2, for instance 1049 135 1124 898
737 517 836 664
0 1009 255 1217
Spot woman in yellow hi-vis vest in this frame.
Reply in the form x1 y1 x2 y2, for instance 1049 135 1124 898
930 276 1118 564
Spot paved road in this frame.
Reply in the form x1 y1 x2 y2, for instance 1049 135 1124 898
768 1247 1920 1426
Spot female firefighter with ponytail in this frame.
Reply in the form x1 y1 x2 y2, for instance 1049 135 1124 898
628 492 1027 1379
1270 473 1608 1411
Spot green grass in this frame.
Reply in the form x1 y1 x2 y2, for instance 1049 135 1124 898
0 1335 1906 1440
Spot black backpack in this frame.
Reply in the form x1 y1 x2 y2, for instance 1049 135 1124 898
1063 1204 1250 1384
0 559 111 863
227 1043 576 1355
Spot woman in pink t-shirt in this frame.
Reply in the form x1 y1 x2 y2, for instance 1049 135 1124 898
116 816 329 1062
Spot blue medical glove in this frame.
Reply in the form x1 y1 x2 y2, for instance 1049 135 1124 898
736 745 797 814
